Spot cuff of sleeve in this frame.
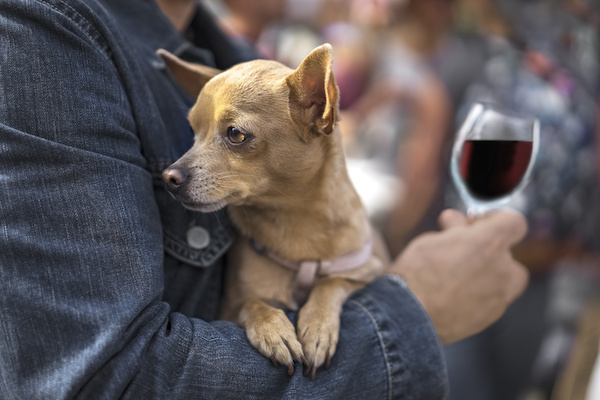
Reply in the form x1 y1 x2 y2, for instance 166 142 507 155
348 274 448 399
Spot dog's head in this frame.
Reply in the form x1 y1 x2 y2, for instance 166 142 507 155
159 44 340 212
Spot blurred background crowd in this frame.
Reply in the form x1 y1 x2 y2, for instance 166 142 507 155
201 0 600 398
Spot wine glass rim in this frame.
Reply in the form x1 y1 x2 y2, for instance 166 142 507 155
470 101 537 122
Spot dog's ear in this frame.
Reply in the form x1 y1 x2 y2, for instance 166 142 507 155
156 49 221 99
286 44 340 138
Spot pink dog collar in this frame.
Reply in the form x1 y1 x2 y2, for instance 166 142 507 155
249 238 373 305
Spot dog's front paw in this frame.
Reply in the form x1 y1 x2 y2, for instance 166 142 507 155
297 303 340 379
240 299 307 375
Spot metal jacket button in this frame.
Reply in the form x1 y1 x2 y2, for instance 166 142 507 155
186 226 211 249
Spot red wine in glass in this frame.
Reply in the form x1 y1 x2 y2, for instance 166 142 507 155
450 103 539 216
459 139 533 200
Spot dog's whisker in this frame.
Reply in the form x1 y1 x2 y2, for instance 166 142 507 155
265 187 296 203
205 179 294 199
241 205 253 238
211 173 261 180
201 172 298 203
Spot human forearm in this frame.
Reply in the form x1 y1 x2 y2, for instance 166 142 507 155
101 277 447 399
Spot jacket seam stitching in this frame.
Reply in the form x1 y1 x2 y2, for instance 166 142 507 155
385 274 450 398
347 299 393 400
36 0 112 60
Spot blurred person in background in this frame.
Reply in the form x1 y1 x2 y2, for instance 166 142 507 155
442 1 600 399
340 0 456 257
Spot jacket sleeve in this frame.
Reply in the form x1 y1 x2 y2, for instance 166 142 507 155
0 1 447 399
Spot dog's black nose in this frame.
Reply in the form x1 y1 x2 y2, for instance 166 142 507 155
162 166 189 191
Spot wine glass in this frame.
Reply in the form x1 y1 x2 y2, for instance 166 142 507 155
450 102 540 216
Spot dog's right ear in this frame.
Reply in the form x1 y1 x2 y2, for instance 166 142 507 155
285 44 340 139
156 49 221 99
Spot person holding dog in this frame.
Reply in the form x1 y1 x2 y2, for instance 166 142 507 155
0 0 528 398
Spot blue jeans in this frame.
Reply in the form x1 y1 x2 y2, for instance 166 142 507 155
0 0 447 398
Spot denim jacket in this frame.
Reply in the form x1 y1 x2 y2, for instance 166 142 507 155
0 0 447 398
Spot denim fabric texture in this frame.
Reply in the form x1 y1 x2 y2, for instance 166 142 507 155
0 0 447 398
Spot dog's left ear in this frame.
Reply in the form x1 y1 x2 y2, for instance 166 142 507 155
156 49 222 99
286 44 340 137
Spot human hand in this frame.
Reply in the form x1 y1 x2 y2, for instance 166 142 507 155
388 209 529 344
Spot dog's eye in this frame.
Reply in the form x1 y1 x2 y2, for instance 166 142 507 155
226 127 251 145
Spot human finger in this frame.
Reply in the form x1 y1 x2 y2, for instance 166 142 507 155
471 209 528 248
438 209 468 230
504 259 530 303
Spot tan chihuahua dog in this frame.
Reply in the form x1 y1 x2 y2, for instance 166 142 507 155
159 44 386 378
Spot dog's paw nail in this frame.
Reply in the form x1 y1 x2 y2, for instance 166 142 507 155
325 353 332 369
269 357 278 367
287 363 294 376
301 355 310 368
303 363 312 377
